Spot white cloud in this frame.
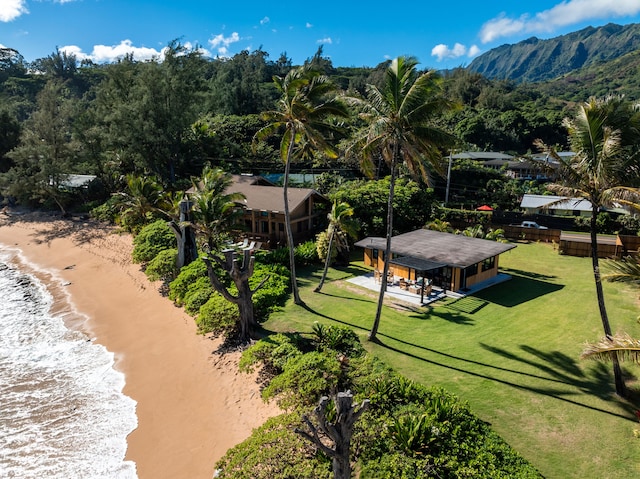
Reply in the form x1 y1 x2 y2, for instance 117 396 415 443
59 40 164 63
208 32 240 56
431 42 478 61
306 22 313 28
0 0 28 22
468 44 481 57
316 37 332 44
260 16 269 25
480 0 640 44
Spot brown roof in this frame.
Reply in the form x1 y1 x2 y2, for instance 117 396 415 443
229 175 328 213
355 229 516 268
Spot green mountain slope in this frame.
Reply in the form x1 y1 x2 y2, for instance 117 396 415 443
468 23 640 83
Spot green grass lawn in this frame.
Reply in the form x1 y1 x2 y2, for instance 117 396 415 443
263 241 640 479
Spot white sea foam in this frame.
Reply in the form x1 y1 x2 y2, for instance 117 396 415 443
0 249 138 478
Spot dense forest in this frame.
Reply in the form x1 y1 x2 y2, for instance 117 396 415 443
0 40 583 213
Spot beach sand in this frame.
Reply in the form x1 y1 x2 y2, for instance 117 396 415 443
0 211 279 479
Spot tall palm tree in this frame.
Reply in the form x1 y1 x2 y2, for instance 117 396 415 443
314 200 358 293
350 56 457 341
548 95 640 397
118 174 167 230
254 65 349 305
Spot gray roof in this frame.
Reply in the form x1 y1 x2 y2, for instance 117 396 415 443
355 229 516 269
451 151 514 160
520 194 592 211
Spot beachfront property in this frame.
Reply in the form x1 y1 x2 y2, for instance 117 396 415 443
227 174 330 249
355 229 516 293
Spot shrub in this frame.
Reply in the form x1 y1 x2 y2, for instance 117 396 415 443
239 333 306 375
196 294 239 335
184 282 214 316
214 413 332 479
315 230 338 263
251 263 290 320
145 248 178 282
311 322 365 357
295 240 319 266
169 259 208 304
262 351 342 409
132 220 175 264
90 196 122 224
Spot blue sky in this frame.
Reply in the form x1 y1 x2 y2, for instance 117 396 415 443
2 1 640 69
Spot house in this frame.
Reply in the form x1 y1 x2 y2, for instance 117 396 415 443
228 175 330 248
355 229 516 293
519 194 630 217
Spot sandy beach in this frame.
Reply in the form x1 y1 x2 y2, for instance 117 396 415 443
0 211 279 479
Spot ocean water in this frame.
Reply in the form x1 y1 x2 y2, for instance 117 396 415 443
0 249 138 478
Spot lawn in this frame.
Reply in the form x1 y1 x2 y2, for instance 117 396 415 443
263 241 640 479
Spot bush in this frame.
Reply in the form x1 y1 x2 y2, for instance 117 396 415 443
215 413 332 479
184 280 214 315
132 220 175 264
262 351 342 409
295 240 320 266
196 294 239 335
90 196 122 224
251 263 290 320
311 322 365 357
315 230 338 264
145 248 178 282
169 259 208 304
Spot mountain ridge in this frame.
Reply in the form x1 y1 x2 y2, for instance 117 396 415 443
467 22 640 83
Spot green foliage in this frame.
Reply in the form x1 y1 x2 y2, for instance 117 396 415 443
131 220 175 264
262 351 342 409
238 332 305 374
195 293 239 335
294 240 319 266
251 262 290 320
434 206 491 229
311 322 365 357
214 413 332 479
89 196 122 223
315 230 337 263
168 258 208 304
183 277 214 315
144 248 178 282
332 177 435 237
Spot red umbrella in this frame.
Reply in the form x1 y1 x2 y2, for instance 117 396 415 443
476 205 493 211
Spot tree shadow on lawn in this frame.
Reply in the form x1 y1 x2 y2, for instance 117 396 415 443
473 273 564 308
374 333 639 420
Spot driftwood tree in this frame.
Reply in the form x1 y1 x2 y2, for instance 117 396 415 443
168 196 198 269
202 248 269 343
295 391 369 479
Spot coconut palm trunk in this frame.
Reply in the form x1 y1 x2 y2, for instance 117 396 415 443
589 203 626 396
283 133 302 305
314 224 335 293
369 149 398 341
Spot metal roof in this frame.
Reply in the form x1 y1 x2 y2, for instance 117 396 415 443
355 229 516 269
451 152 514 160
520 194 592 211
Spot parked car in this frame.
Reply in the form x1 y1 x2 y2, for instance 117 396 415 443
520 221 548 229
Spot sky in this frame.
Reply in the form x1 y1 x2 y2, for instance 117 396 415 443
2 1 640 69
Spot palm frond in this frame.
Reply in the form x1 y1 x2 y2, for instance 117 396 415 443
581 334 640 363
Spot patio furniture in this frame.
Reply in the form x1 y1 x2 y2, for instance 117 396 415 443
399 278 408 290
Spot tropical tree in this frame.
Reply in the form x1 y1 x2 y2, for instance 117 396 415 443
254 64 349 305
116 174 167 231
547 95 640 397
349 56 457 341
582 333 640 363
314 200 358 293
189 166 245 252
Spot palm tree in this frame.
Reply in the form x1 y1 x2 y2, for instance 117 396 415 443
189 166 245 252
314 200 359 293
548 95 640 397
117 174 167 231
350 56 457 341
582 334 640 363
254 65 349 305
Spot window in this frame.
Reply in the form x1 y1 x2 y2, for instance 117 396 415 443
482 256 495 272
464 263 478 278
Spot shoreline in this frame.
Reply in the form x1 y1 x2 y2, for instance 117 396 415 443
0 211 279 478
